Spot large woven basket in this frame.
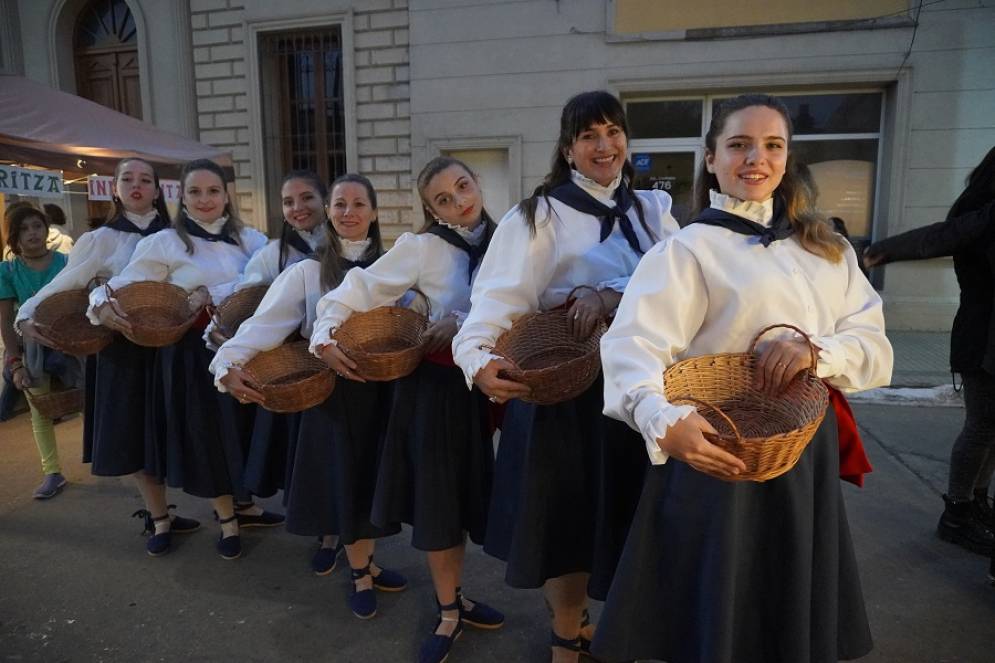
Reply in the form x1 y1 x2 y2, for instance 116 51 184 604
243 341 335 413
208 285 269 344
27 387 83 420
663 324 830 482
32 281 114 356
332 292 430 381
108 282 201 348
493 286 607 405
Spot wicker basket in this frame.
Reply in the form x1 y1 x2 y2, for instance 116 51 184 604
32 281 114 356
663 324 830 483
27 388 84 420
208 285 269 344
108 282 201 348
332 292 430 381
493 286 607 405
243 341 335 413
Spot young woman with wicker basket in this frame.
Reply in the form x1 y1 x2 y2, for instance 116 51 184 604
311 157 504 662
90 158 267 560
213 172 409 612
1 205 75 499
451 90 681 663
14 159 204 545
592 94 894 663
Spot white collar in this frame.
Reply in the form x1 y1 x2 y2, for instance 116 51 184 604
570 168 622 206
124 209 159 230
438 220 487 245
187 213 229 235
341 237 371 261
708 190 774 226
295 226 323 251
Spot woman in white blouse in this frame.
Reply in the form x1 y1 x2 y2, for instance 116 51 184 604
211 172 407 618
312 157 504 663
591 94 893 663
16 158 203 554
452 90 680 663
91 158 267 561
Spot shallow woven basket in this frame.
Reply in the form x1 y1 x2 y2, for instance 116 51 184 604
243 341 336 413
333 292 430 382
208 285 269 344
663 324 830 483
108 282 200 348
494 286 608 405
32 283 114 356
27 388 83 420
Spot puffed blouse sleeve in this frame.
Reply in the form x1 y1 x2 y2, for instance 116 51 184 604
210 261 310 391
810 246 894 392
238 240 281 289
308 232 422 356
16 230 113 326
451 204 558 388
600 237 702 465
88 233 172 320
597 189 681 295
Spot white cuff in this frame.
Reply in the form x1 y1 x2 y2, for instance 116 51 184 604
211 359 238 392
811 335 847 379
460 349 501 390
87 285 113 325
633 394 696 465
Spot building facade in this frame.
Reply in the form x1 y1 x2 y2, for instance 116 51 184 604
3 0 994 330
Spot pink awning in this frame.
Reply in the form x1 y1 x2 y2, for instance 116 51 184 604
0 75 232 177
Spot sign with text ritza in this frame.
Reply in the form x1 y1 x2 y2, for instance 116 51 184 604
0 165 64 198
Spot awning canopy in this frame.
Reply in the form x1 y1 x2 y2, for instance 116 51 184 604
0 75 232 177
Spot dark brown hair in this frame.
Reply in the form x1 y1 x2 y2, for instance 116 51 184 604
415 156 496 233
948 145 995 219
328 173 384 262
518 91 652 243
100 157 171 228
174 159 244 254
692 94 847 264
278 170 331 272
5 204 49 255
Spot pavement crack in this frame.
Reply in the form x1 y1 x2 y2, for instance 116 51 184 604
858 423 943 495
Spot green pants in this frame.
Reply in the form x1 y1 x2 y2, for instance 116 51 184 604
26 376 61 476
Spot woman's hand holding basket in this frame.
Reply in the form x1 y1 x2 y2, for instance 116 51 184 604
657 413 746 479
95 301 133 334
317 341 366 383
219 366 266 405
473 358 531 404
753 337 816 395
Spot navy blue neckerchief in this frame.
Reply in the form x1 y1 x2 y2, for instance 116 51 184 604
338 253 379 270
283 223 316 259
106 214 168 237
690 197 794 247
547 178 643 256
182 213 239 246
425 221 492 284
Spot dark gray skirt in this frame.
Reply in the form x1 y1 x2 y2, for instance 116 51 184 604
82 335 160 477
483 374 648 598
284 378 400 544
371 361 493 551
242 408 298 499
590 407 873 663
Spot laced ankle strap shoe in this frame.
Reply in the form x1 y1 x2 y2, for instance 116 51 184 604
349 563 378 619
166 504 201 533
216 515 242 560
369 555 408 592
311 540 343 576
144 513 172 557
418 598 462 663
233 501 285 528
551 629 583 662
455 586 504 629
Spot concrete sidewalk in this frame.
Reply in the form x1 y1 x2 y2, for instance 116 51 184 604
886 330 952 389
2 399 993 662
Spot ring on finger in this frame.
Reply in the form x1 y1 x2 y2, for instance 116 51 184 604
488 395 498 403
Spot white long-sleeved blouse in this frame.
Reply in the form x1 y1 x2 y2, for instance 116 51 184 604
88 222 267 314
210 258 326 391
237 226 323 290
451 171 680 387
601 191 894 465
308 223 487 356
16 215 164 327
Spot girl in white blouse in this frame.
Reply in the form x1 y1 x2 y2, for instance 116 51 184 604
16 157 202 555
452 90 680 663
213 173 408 611
312 157 504 663
92 158 267 561
591 94 893 663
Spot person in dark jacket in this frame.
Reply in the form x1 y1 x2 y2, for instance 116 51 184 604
865 146 995 557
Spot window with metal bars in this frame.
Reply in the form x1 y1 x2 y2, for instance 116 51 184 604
259 28 345 230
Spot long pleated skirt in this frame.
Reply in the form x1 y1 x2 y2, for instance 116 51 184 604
371 361 493 552
283 378 400 544
590 407 873 663
483 374 648 598
82 335 160 477
242 409 299 499
149 328 251 499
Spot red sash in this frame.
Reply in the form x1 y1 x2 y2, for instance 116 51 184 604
828 385 873 487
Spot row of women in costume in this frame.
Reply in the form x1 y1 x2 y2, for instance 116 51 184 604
14 90 893 663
